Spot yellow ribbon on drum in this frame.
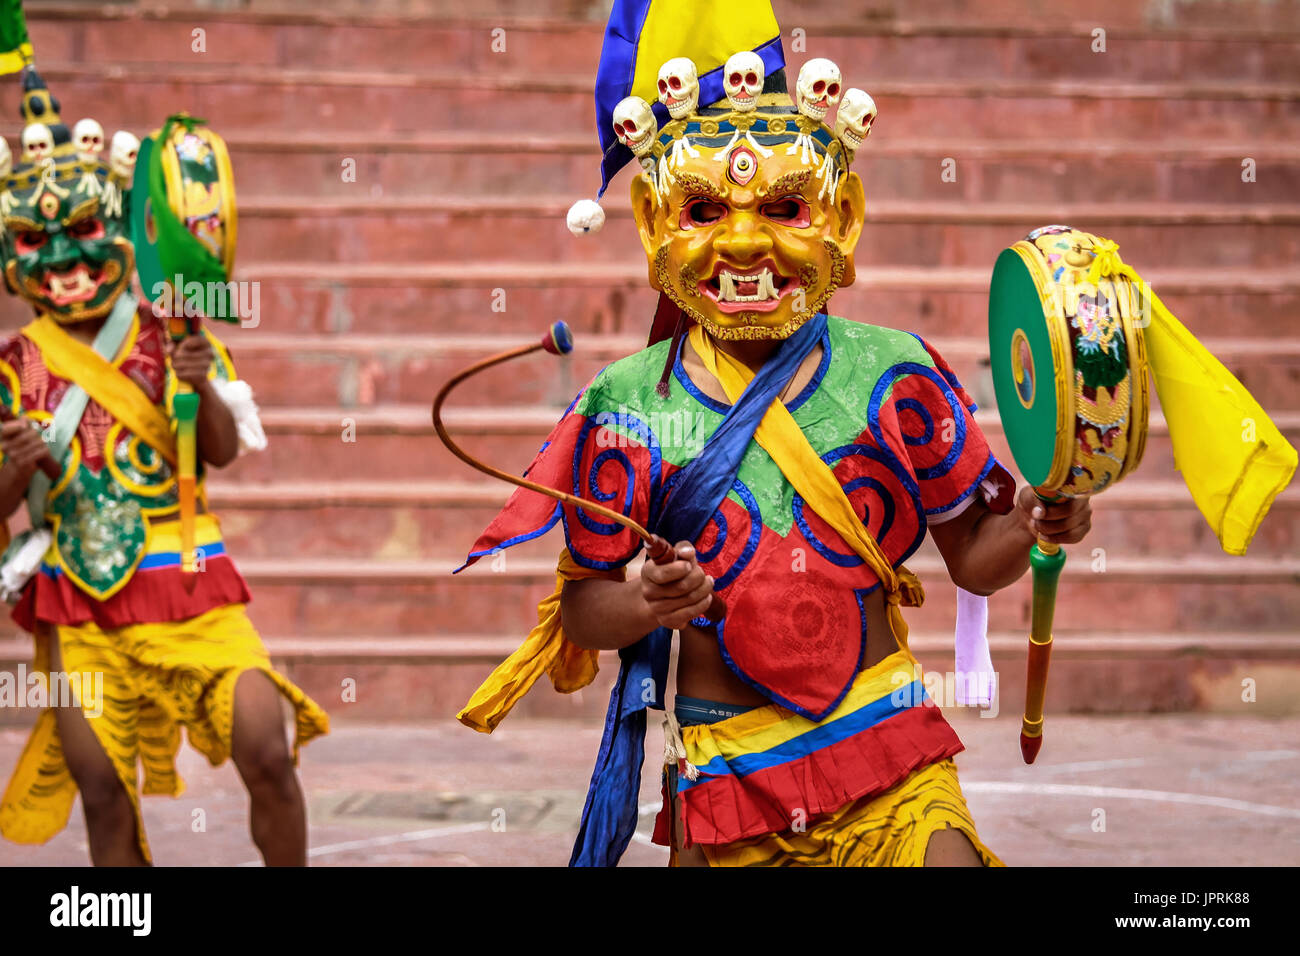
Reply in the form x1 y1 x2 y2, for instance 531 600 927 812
1086 241 1296 555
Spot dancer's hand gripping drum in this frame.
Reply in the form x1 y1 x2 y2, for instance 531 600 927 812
988 225 1150 763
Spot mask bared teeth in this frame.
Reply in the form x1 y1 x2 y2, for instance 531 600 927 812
717 268 780 302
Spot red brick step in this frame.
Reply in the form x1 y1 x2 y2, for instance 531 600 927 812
5 628 1295 722
229 197 1300 269
24 10 1300 84
29 64 1300 140
208 332 1300 410
106 554 1300 639
130 133 1298 204
204 479 1299 562
208 263 1300 341
108 0 1300 34
213 405 1300 483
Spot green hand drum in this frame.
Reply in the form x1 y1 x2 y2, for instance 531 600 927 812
127 114 238 578
130 113 238 323
988 224 1151 764
989 224 1149 497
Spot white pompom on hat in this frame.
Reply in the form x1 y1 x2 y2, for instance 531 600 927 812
566 198 606 236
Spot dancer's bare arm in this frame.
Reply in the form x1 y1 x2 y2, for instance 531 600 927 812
561 542 714 649
929 486 1092 595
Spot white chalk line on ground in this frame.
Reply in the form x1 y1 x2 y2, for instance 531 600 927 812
237 776 1298 864
236 802 670 864
1008 750 1298 778
964 781 1300 818
1036 758 1148 775
235 821 492 866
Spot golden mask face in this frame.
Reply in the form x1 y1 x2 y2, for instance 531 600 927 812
631 140 866 340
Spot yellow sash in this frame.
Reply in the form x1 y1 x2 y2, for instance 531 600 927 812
687 325 924 645
1086 242 1297 555
458 549 618 733
22 314 178 467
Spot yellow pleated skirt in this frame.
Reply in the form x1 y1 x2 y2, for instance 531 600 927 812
0 603 329 862
694 756 1005 867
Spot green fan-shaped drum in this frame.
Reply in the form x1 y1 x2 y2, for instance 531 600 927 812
130 115 238 323
988 225 1149 497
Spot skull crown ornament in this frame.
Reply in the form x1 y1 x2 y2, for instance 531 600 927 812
657 57 699 119
0 66 140 324
796 58 843 122
612 96 657 158
835 88 878 159
723 51 765 111
566 52 877 238
72 117 105 158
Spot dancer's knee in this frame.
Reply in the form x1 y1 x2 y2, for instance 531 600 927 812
923 824 985 867
77 770 131 820
236 732 297 796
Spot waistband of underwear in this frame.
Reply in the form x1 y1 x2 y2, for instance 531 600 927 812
674 695 757 727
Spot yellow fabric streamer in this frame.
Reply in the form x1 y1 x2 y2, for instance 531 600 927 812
687 326 925 644
457 549 623 734
1087 241 1297 555
0 44 34 78
21 315 178 466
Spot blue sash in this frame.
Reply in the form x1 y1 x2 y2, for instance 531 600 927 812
569 314 828 866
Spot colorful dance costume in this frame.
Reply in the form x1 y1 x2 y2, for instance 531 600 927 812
0 53 327 861
456 0 1011 866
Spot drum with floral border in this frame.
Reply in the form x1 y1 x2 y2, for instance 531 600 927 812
988 224 1149 497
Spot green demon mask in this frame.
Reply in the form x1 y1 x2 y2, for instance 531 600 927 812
3 176 134 323
0 66 138 325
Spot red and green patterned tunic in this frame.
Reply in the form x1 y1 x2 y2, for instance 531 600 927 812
469 315 1013 718
0 310 251 630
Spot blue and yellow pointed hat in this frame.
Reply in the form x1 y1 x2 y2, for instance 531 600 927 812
566 0 878 239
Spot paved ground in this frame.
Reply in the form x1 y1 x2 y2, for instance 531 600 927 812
1 711 1297 866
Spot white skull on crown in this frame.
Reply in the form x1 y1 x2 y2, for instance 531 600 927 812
723 51 764 111
0 136 10 178
612 96 657 157
109 130 140 178
72 118 105 158
796 59 842 123
835 88 877 155
21 123 53 163
657 57 699 120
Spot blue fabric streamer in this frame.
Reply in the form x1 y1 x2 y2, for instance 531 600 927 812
568 314 829 866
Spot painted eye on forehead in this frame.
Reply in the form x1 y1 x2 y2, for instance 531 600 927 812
727 145 757 186
38 193 60 220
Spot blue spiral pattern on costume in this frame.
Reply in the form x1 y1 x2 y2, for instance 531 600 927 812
693 507 727 564
790 443 924 568
869 362 967 482
906 332 977 411
570 411 662 538
655 468 762 592
895 397 934 446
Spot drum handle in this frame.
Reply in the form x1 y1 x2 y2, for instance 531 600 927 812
1020 493 1066 764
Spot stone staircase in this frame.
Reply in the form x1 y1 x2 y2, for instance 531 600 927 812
0 0 1296 722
